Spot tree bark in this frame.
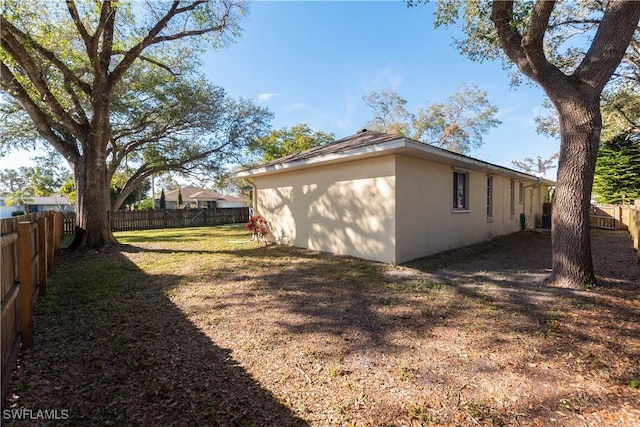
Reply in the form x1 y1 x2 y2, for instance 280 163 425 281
70 140 117 249
548 98 600 287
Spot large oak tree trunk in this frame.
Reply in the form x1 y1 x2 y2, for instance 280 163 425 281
70 145 117 249
549 100 600 287
69 92 117 249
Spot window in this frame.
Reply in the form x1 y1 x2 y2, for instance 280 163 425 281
518 182 524 204
453 171 468 210
486 176 493 218
510 180 515 216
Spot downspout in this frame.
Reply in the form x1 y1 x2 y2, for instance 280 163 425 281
241 183 256 217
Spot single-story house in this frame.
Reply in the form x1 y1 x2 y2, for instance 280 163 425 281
159 187 247 209
215 194 248 208
237 129 555 264
0 195 73 219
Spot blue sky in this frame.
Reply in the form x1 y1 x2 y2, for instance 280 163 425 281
200 0 560 178
3 0 560 179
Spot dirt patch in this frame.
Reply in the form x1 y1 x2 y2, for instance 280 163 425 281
3 227 639 426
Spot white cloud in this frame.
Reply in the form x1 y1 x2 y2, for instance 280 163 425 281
257 93 281 102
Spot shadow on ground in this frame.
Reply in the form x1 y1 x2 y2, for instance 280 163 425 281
2 247 307 426
203 229 640 424
5 227 639 426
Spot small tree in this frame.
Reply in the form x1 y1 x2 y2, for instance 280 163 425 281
593 135 640 204
159 189 166 209
137 198 154 211
177 188 183 208
4 189 34 212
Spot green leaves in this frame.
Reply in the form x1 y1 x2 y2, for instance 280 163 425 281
593 135 640 204
249 124 335 163
414 83 501 153
362 84 501 154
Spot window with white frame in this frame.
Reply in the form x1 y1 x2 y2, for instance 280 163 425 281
453 171 468 210
486 176 493 218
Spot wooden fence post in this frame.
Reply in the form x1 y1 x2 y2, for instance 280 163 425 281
629 199 640 262
53 212 62 248
37 216 48 294
47 212 55 272
17 221 34 349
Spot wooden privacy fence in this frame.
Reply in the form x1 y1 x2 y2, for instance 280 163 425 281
110 207 250 231
1 211 64 400
62 207 250 233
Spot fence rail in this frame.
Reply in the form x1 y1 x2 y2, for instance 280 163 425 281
1 211 64 401
589 215 618 230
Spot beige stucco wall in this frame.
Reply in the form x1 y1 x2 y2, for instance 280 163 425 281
253 155 397 263
252 153 551 264
395 155 549 263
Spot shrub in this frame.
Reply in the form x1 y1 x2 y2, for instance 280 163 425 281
244 214 270 241
137 198 154 211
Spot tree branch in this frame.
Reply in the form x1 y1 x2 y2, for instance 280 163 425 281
109 0 181 85
1 35 85 139
111 50 180 76
99 1 116 70
0 61 80 163
521 1 555 76
0 16 92 95
65 0 93 55
574 1 640 94
110 0 234 86
490 2 532 76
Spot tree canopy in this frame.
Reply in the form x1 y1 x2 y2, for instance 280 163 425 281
1 0 262 249
362 83 501 154
248 124 335 163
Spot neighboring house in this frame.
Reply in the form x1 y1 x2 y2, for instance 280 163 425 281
237 129 555 264
159 187 247 209
0 195 73 219
216 194 248 208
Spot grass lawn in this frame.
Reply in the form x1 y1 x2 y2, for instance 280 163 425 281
3 225 639 426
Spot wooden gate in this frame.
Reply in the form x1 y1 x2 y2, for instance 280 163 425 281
589 205 620 229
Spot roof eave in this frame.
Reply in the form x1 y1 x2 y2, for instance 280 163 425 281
237 137 555 185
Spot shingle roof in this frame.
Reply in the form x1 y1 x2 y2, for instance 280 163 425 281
163 187 223 202
239 129 556 186
220 194 245 202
